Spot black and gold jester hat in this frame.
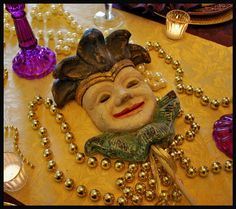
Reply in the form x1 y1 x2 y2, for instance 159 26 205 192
52 28 151 108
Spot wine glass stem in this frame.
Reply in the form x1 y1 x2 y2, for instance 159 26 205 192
105 3 112 20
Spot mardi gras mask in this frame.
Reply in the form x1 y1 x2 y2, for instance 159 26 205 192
52 28 180 162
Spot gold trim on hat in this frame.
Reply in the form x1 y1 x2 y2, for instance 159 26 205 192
76 59 135 105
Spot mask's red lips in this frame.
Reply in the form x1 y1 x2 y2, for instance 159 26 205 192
113 101 145 118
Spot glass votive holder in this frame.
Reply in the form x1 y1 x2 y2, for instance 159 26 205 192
166 9 190 40
4 152 28 192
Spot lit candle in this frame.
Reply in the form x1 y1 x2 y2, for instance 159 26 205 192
4 164 21 182
166 10 190 40
4 152 28 192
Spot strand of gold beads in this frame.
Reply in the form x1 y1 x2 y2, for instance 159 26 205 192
167 111 233 178
28 95 190 206
136 41 232 110
4 126 35 168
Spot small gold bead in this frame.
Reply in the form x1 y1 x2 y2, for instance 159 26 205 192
175 76 183 84
138 170 148 182
55 113 64 123
185 130 195 141
39 127 48 138
44 98 53 108
117 196 128 206
180 157 191 169
200 95 210 106
103 193 115 205
28 101 37 110
124 171 135 183
49 104 58 115
153 41 161 51
128 163 139 173
175 67 184 76
186 166 197 178
68 143 78 154
141 161 151 171
158 48 165 58
161 174 173 186
122 186 133 198
89 189 101 202
224 160 232 172
198 166 209 177
87 157 98 168
221 97 230 107
28 111 37 121
174 134 184 145
171 189 182 202
76 185 87 197
43 148 53 160
158 190 169 201
54 170 64 182
32 119 40 130
165 54 172 64
176 84 185 93
135 182 146 194
184 113 195 124
210 99 220 110
148 178 156 188
60 122 70 133
64 178 74 190
185 85 194 95
172 60 180 69
194 88 203 97
48 160 56 171
100 158 111 170
145 41 153 50
41 137 50 147
131 193 143 205
75 152 85 163
114 160 125 171
145 190 156 201
65 132 74 143
115 177 126 189
190 122 200 133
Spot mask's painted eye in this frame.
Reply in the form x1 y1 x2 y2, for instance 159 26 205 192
126 80 139 88
99 94 110 103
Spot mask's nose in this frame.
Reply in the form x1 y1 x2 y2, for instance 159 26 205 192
114 88 133 106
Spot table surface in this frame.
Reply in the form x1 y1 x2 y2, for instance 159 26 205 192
4 4 232 206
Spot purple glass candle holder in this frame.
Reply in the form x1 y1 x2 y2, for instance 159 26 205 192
212 114 232 158
5 4 56 79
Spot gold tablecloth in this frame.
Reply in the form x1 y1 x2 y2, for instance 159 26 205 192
4 4 232 206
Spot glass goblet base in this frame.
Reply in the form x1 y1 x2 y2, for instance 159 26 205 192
12 45 56 79
93 10 123 30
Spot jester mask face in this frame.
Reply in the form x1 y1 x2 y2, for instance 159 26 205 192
81 66 157 132
52 28 180 162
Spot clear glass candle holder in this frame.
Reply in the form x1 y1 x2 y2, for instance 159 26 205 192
166 9 190 40
4 152 28 192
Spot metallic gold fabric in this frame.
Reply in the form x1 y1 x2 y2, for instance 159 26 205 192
4 4 232 205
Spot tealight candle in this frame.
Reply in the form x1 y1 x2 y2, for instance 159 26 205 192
4 152 28 192
166 10 190 40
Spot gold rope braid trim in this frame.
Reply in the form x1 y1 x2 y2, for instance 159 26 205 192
76 59 135 105
150 145 196 205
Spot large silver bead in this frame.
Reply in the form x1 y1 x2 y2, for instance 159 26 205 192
54 170 64 182
103 193 115 205
100 158 111 170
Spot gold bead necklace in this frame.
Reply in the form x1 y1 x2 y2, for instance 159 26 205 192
137 41 232 110
4 125 35 169
27 95 232 205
